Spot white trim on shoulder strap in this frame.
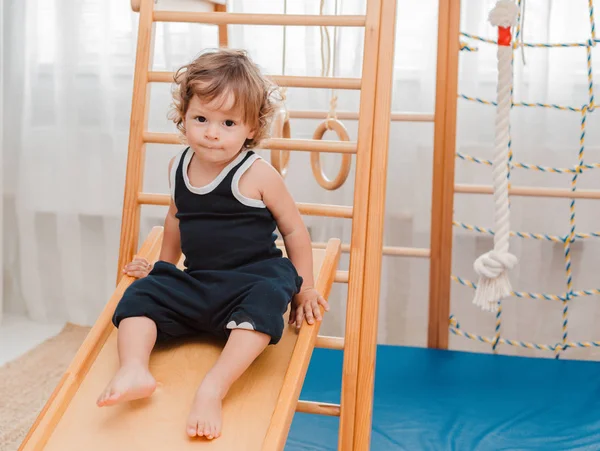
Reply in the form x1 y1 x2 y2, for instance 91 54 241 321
183 150 248 195
232 153 267 208
169 148 187 200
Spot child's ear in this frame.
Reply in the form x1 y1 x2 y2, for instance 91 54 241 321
247 129 256 139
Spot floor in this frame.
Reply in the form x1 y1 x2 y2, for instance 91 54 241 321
0 313 65 366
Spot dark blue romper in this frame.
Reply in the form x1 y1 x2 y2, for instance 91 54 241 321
112 148 303 345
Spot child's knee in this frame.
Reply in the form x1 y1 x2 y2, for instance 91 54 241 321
225 308 285 345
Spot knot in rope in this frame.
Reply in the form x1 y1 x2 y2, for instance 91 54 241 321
488 0 519 27
474 250 518 279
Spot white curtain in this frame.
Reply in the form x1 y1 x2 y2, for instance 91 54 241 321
0 0 4 323
3 0 600 360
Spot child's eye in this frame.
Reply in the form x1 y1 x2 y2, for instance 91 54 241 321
195 116 206 123
224 120 235 127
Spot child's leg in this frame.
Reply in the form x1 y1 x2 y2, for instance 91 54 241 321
186 329 270 439
97 316 158 407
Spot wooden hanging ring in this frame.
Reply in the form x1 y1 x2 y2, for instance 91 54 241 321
310 118 352 190
270 108 291 177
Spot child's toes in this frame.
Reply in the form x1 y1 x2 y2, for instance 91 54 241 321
187 422 198 437
204 423 213 439
97 389 111 406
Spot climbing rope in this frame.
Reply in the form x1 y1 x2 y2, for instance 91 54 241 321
453 0 600 358
471 0 519 313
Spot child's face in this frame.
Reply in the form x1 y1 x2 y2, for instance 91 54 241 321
184 93 255 165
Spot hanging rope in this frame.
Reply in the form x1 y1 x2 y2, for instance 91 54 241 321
326 0 339 127
471 0 519 313
311 0 351 190
270 0 291 176
281 0 288 102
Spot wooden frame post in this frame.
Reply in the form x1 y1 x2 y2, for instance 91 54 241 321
352 0 398 449
116 0 155 282
335 0 389 448
213 3 228 47
427 0 461 349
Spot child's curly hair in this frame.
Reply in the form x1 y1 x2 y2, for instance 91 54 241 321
168 48 281 149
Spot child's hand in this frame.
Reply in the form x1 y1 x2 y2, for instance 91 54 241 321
289 287 330 329
122 256 153 279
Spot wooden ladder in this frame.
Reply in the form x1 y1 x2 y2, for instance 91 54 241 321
116 0 398 449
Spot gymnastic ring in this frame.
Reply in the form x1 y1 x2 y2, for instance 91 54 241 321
310 119 352 190
270 108 291 177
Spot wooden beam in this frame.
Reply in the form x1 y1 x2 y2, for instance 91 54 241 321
213 2 228 47
455 183 600 200
427 0 461 350
148 72 361 90
262 240 341 451
153 11 366 27
352 0 397 449
296 400 341 417
142 132 357 154
116 0 155 284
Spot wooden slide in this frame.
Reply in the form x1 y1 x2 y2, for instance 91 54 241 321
19 227 341 451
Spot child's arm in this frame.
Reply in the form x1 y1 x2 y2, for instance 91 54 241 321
123 156 182 278
158 200 182 265
158 156 183 264
253 160 330 329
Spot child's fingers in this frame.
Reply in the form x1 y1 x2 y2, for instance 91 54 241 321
123 261 151 273
312 300 323 322
304 303 315 325
317 295 330 311
288 305 297 324
122 266 146 275
295 307 304 329
122 262 151 278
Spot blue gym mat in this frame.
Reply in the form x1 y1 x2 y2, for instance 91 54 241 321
286 345 600 450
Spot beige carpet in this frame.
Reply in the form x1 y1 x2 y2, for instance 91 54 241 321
0 323 91 451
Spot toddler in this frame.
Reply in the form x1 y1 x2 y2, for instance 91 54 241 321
96 48 328 441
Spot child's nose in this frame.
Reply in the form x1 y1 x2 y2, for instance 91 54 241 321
205 124 219 140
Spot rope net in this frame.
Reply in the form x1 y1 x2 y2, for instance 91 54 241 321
451 0 600 358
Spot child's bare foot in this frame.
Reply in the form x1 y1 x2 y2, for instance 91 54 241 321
186 380 223 439
96 363 156 407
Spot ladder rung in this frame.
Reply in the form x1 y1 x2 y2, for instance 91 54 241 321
455 183 600 200
143 132 357 154
137 193 352 219
296 400 341 417
311 241 431 258
137 193 169 206
148 72 361 90
297 202 352 218
264 138 356 154
143 132 183 145
315 335 344 350
153 11 366 27
382 246 430 258
289 110 435 122
335 270 349 283
270 75 361 90
277 240 431 258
